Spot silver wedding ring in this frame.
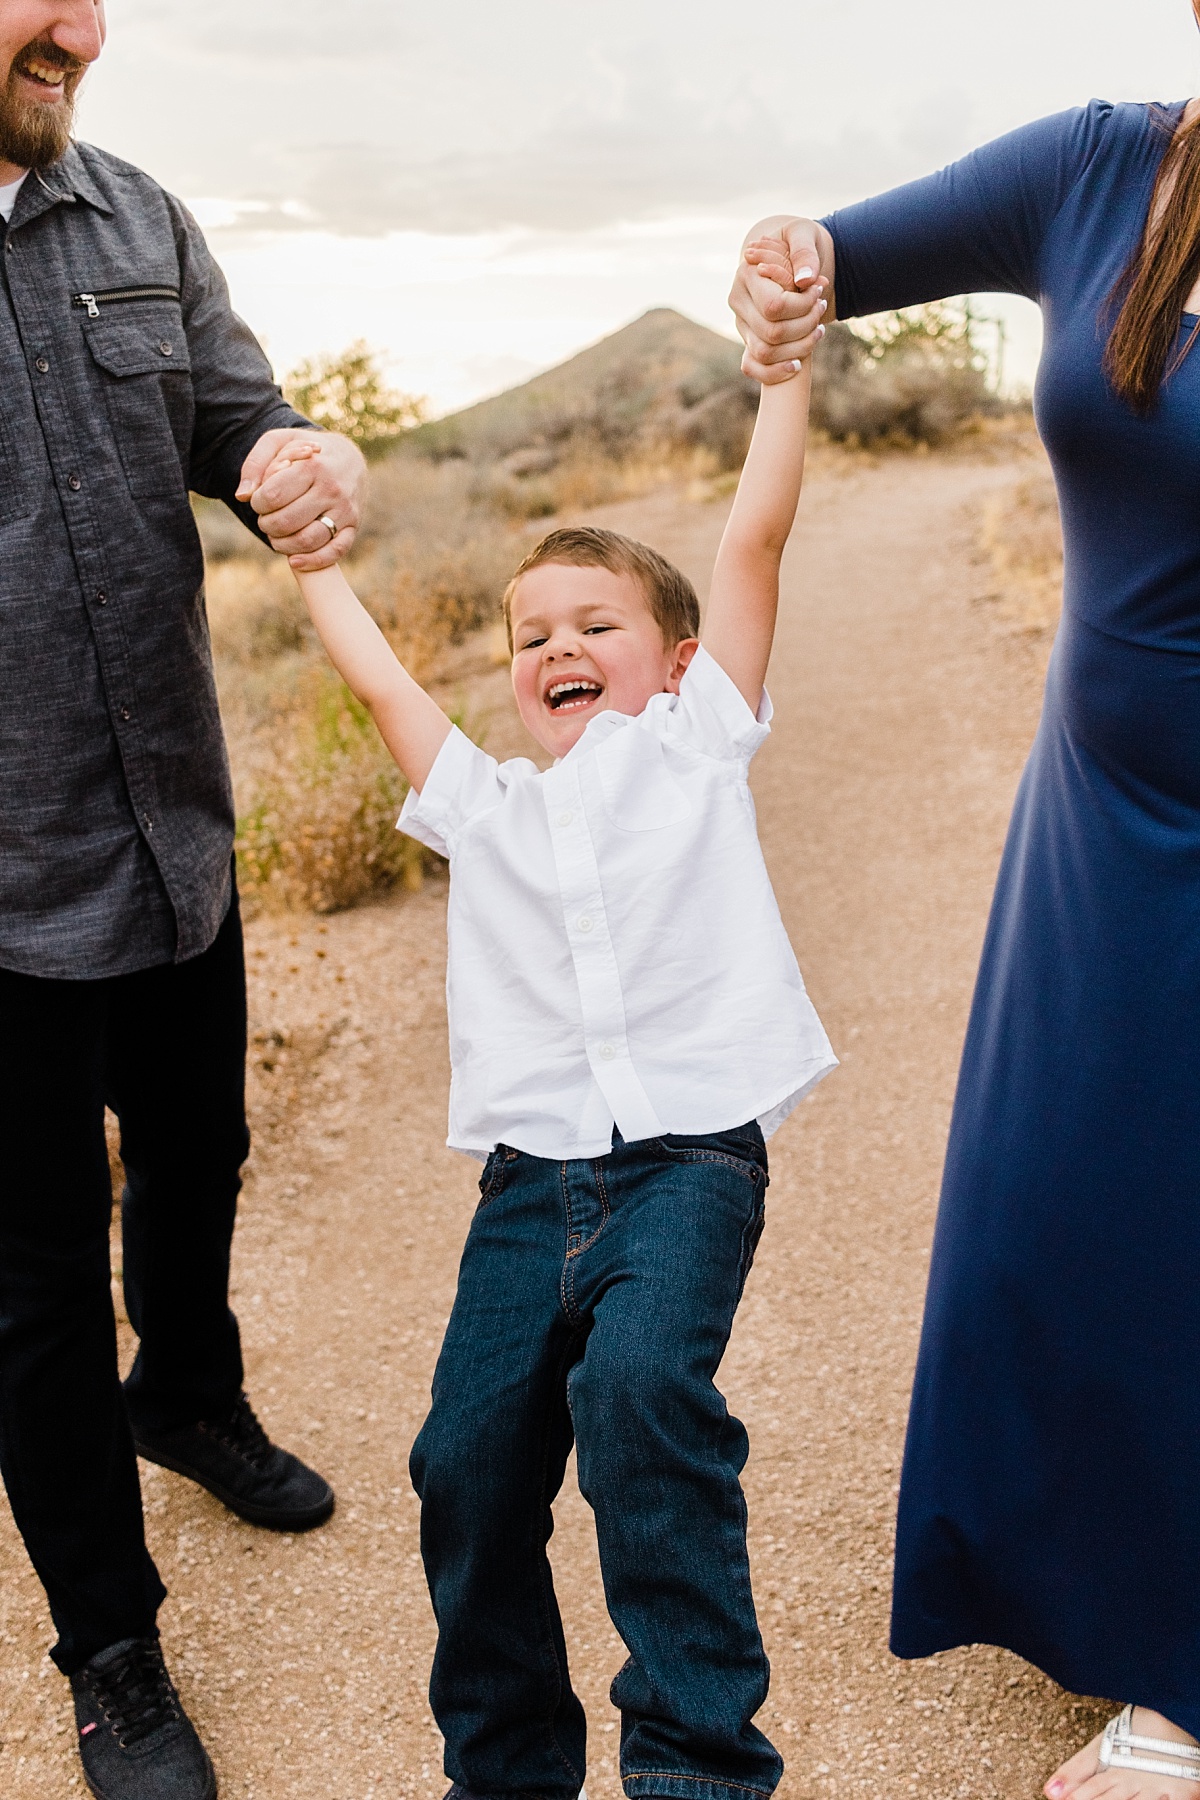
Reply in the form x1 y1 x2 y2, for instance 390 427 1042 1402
318 514 337 545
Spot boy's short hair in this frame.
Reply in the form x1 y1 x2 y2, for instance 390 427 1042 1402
502 526 701 653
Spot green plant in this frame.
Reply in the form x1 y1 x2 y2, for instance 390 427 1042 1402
285 341 427 458
234 666 439 913
812 303 1001 446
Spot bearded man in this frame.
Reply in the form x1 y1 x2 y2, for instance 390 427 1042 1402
0 4 368 1797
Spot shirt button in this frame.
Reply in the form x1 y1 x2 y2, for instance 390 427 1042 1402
159 340 173 356
119 705 131 721
95 590 107 606
34 355 49 373
598 1043 616 1061
67 473 81 491
557 810 573 827
144 817 154 832
577 915 593 933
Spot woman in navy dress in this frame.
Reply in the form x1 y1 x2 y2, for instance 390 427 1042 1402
731 15 1200 1797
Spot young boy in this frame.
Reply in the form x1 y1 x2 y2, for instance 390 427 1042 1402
270 246 833 1800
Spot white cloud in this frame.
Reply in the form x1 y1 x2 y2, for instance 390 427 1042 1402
66 0 1200 408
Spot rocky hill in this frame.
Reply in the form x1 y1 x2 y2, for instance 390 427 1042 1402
411 307 758 472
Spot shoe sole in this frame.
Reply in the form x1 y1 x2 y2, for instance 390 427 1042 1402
80 1749 218 1800
133 1441 335 1533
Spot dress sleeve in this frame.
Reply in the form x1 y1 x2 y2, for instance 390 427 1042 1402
822 100 1114 316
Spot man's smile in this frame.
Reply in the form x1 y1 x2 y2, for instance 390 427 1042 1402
546 678 604 714
12 47 81 97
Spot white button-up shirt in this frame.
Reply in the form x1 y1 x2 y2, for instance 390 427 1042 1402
400 646 836 1161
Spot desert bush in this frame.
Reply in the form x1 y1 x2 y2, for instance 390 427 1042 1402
234 666 438 913
206 555 310 664
813 304 999 446
284 341 427 458
979 472 1064 639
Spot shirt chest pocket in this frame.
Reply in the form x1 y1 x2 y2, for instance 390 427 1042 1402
82 304 194 499
596 726 693 831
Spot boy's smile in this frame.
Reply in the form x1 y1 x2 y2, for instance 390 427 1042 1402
510 562 698 757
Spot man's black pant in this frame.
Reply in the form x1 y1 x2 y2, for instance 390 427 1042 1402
0 891 249 1674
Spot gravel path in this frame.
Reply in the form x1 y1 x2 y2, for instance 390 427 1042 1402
0 443 1113 1800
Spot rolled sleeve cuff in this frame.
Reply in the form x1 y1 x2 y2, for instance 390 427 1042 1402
670 644 773 762
398 725 500 858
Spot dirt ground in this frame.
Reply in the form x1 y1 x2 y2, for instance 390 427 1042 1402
0 439 1115 1800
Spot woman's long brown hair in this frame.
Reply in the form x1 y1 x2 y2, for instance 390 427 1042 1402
1106 106 1200 412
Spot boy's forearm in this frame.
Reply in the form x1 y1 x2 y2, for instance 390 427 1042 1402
702 364 811 710
724 362 812 556
294 568 451 790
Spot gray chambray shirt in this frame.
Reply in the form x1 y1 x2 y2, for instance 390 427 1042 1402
0 141 309 980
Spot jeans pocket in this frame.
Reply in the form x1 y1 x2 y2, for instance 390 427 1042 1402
650 1121 768 1183
476 1145 518 1208
736 1183 767 1303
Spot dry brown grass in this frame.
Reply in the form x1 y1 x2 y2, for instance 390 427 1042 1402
979 472 1064 642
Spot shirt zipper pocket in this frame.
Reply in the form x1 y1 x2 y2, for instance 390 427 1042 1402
72 286 181 318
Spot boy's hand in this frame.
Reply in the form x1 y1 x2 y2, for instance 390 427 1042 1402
744 235 800 291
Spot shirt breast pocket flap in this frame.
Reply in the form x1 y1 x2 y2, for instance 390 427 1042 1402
597 727 692 831
84 313 194 499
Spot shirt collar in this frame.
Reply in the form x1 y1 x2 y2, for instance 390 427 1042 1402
553 706 636 767
12 144 113 228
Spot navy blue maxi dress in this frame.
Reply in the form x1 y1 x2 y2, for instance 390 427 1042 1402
824 99 1200 1730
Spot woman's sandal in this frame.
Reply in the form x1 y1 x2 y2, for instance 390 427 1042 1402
1098 1707 1200 1783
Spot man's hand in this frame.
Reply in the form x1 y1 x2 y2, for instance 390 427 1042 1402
236 428 367 571
729 214 835 385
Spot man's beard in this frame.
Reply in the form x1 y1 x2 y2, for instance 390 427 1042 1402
0 40 87 171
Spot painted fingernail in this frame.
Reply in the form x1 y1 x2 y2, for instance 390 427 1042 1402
816 324 826 340
794 266 814 282
791 359 804 373
819 298 829 313
1047 1784 1064 1796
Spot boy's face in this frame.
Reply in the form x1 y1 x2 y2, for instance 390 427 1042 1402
509 562 698 757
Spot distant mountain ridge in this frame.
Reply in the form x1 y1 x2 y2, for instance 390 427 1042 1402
410 307 757 471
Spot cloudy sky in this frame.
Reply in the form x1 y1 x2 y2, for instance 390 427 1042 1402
74 0 1200 412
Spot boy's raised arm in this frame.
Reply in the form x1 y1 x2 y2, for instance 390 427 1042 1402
703 237 816 711
294 565 452 792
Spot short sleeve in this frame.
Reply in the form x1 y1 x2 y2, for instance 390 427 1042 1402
398 725 506 858
653 645 772 765
823 101 1116 317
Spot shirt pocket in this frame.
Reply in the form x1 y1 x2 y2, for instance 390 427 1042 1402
82 304 195 499
596 725 693 832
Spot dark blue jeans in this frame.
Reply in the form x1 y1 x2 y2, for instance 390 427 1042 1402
410 1124 781 1800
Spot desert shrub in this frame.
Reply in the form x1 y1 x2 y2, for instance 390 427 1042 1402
234 666 438 913
812 304 999 446
192 493 263 562
979 472 1064 639
206 556 310 664
675 378 758 469
285 341 427 458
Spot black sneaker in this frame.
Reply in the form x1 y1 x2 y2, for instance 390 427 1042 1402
71 1636 216 1800
132 1392 335 1531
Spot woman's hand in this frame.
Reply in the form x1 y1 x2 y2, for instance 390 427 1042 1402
741 236 828 370
729 214 836 384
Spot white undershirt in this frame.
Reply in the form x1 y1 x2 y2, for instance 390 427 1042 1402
0 172 28 221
